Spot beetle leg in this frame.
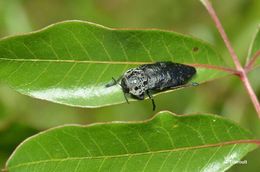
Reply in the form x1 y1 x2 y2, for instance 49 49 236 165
146 90 156 111
123 92 129 104
191 82 199 86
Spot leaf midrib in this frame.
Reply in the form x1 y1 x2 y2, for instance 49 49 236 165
0 57 153 65
0 57 232 73
8 139 256 169
0 39 225 71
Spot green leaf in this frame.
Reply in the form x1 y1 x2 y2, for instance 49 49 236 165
247 25 260 68
6 111 257 172
0 20 228 107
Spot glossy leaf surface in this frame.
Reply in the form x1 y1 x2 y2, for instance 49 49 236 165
6 111 257 172
0 21 228 107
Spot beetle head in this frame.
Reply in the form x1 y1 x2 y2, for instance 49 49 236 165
120 69 148 99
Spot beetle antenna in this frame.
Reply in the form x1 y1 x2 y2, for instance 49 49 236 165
106 77 122 87
112 77 117 83
106 76 129 104
146 90 156 111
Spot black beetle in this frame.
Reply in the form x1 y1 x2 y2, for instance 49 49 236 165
106 62 197 110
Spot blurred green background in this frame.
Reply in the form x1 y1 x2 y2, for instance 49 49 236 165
0 0 260 171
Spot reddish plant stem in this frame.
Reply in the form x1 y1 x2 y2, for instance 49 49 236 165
240 72 260 115
201 0 260 118
245 50 260 72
